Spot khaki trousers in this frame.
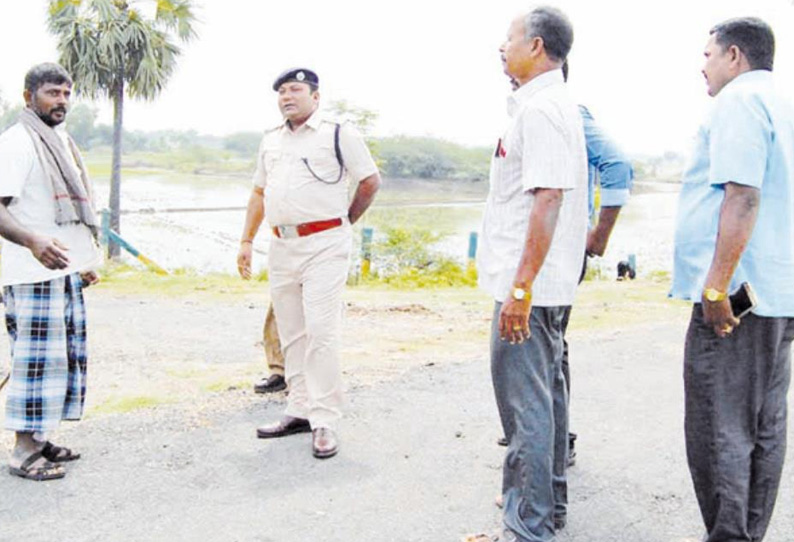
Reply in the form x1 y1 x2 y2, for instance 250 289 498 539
263 303 285 376
268 224 350 430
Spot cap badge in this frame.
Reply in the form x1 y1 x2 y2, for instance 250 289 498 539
296 71 305 81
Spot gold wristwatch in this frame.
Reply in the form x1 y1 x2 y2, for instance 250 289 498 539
703 287 727 302
512 286 531 302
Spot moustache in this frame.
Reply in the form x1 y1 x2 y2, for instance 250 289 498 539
50 107 67 114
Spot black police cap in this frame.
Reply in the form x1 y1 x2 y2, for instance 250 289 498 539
272 68 319 91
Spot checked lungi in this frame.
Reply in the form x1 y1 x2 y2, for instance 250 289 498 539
3 273 87 433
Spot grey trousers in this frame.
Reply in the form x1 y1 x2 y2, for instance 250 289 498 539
491 303 569 542
685 305 794 542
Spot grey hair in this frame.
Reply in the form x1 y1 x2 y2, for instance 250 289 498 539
523 6 574 63
24 63 72 94
710 17 774 71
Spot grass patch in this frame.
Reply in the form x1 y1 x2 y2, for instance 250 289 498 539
570 277 688 332
90 395 170 416
95 262 266 298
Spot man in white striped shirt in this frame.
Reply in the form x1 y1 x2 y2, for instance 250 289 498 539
476 7 588 541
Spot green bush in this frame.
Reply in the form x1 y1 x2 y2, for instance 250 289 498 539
364 226 477 288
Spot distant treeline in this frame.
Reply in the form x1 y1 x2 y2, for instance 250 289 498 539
0 99 683 182
0 101 493 182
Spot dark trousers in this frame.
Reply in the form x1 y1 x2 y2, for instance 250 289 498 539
684 305 793 542
561 254 586 443
561 306 573 419
491 303 569 542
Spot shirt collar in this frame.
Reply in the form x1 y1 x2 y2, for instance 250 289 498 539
507 69 564 116
726 69 772 89
284 109 323 132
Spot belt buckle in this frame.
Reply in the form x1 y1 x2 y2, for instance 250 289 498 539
277 225 299 239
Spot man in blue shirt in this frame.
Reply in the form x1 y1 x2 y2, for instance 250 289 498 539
565 61 634 465
671 17 794 542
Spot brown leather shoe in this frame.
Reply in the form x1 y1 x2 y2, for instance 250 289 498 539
311 428 338 459
256 416 311 439
253 374 287 394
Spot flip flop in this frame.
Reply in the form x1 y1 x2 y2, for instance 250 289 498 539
8 451 66 481
41 441 81 462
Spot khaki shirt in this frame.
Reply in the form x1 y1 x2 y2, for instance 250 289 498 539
252 112 378 226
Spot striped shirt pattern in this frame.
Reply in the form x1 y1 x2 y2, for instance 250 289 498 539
478 70 588 306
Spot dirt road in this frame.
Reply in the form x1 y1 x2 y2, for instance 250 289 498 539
0 281 792 542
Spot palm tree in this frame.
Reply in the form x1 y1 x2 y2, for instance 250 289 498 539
47 0 197 257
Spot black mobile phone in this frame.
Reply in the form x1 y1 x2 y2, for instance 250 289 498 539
730 282 757 319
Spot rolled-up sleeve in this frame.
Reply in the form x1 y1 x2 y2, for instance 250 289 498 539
580 106 633 207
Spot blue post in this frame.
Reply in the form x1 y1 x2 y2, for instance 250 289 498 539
468 232 478 273
468 232 478 261
628 253 637 279
361 227 373 278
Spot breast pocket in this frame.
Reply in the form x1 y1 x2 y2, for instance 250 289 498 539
263 149 290 189
265 150 282 174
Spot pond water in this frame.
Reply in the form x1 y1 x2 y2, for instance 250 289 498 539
92 176 680 278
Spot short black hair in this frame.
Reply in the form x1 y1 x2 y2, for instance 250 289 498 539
524 6 574 63
562 59 569 82
24 62 73 94
710 17 774 71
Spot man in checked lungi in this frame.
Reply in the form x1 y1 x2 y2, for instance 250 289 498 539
0 63 101 481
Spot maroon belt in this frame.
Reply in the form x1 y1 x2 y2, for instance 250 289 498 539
272 217 343 239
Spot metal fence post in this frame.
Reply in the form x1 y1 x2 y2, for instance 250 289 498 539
468 232 478 272
361 227 373 278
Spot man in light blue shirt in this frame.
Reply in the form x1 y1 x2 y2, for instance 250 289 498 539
671 17 794 542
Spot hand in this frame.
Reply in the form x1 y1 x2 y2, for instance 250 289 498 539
702 296 740 338
499 297 531 344
237 242 253 280
28 236 69 270
586 228 608 257
80 270 100 288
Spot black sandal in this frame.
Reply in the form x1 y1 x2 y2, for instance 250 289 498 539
41 441 81 462
8 451 66 481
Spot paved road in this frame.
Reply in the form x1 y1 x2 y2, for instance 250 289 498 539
1 318 792 542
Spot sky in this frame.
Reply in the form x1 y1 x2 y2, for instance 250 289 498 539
1 0 793 156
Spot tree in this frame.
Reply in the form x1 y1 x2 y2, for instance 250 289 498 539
0 90 23 134
67 104 99 149
47 0 197 257
327 99 381 162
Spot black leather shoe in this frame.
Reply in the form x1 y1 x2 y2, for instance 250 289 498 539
256 416 310 439
497 436 508 447
254 374 286 394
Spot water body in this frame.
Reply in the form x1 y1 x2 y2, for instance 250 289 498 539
93 176 680 277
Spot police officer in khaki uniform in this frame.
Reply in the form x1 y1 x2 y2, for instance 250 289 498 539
237 68 381 459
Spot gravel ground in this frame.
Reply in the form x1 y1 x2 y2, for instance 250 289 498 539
0 287 793 542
